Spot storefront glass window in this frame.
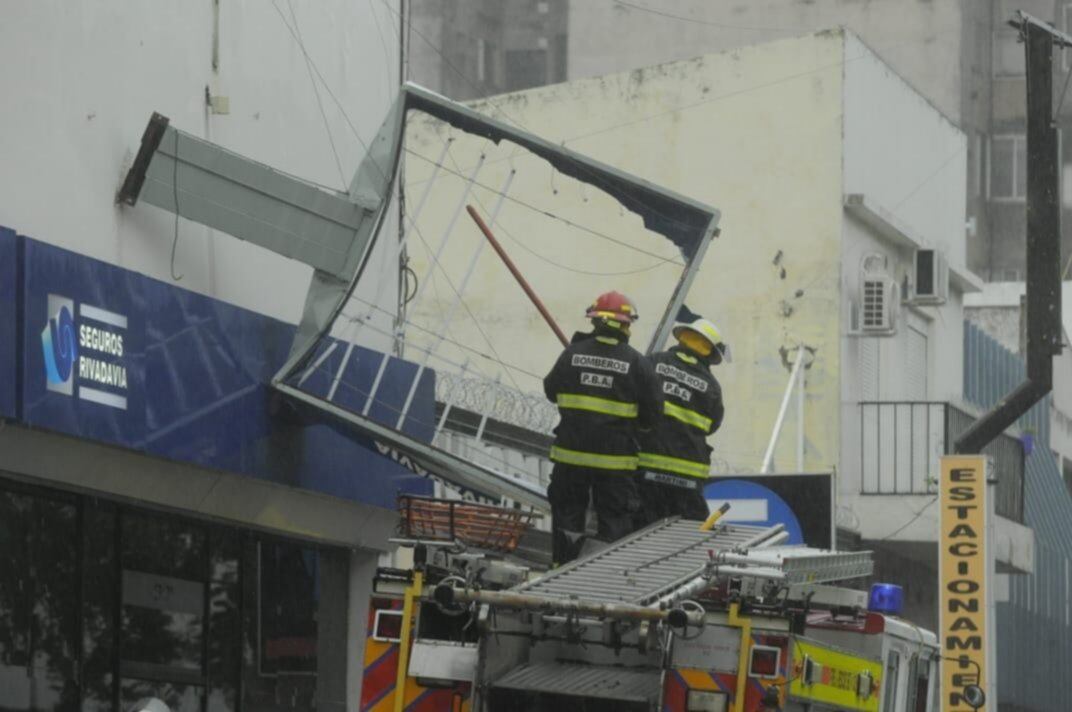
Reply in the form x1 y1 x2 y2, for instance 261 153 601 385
81 499 116 712
0 477 349 712
0 489 81 711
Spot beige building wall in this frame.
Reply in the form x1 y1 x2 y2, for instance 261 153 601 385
403 31 848 473
567 0 966 125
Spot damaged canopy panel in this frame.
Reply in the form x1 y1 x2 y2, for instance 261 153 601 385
118 83 721 510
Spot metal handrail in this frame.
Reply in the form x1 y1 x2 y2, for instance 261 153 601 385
857 401 1024 522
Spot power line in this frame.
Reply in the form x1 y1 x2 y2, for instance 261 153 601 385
406 218 527 393
612 0 813 32
282 0 348 190
269 1 390 183
365 0 396 97
439 144 675 277
341 302 544 382
404 146 685 266
878 496 937 541
498 212 675 276
893 144 967 210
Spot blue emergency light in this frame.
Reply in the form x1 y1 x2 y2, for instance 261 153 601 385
868 583 904 615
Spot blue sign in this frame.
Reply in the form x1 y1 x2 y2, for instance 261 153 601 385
13 231 432 510
0 228 15 419
22 239 145 443
703 478 805 545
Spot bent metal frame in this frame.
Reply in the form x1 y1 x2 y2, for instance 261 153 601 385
117 83 721 511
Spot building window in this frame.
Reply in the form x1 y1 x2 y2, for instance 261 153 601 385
1063 457 1072 498
993 31 1024 77
989 135 1027 201
0 477 350 712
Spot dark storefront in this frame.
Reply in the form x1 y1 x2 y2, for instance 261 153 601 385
0 228 439 710
0 476 351 712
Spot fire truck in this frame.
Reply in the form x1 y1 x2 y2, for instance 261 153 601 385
358 496 979 712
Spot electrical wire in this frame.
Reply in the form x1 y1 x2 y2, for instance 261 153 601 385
272 0 710 259
407 219 526 393
612 0 814 32
892 144 967 211
496 220 676 276
365 0 395 98
284 0 348 190
877 496 937 541
269 0 390 182
170 131 184 281
440 145 677 277
339 299 546 381
404 146 685 266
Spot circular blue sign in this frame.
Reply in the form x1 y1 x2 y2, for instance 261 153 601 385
702 479 804 544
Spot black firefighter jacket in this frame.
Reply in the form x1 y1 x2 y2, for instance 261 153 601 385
638 346 724 481
543 331 662 472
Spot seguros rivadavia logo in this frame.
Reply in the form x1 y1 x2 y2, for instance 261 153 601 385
41 293 129 410
42 295 77 395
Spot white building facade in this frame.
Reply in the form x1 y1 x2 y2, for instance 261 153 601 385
0 3 414 710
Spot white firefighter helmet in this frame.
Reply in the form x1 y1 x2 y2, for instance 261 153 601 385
673 318 731 363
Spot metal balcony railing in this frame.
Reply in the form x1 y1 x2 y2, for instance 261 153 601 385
859 401 1024 523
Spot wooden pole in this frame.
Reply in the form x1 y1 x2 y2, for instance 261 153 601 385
466 204 569 347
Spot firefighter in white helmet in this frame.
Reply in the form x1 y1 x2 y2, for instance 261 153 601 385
637 316 728 523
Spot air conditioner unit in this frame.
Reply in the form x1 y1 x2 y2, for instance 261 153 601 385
909 248 949 305
860 276 897 333
850 254 898 336
849 276 900 334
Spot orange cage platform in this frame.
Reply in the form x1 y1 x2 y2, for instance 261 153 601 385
397 495 539 553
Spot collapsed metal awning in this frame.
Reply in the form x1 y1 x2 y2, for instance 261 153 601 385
118 83 722 510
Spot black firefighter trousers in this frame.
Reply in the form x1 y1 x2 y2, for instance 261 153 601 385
548 463 639 566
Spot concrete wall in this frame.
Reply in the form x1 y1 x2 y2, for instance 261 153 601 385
838 34 970 523
567 0 967 126
0 0 401 347
843 35 969 270
405 32 848 474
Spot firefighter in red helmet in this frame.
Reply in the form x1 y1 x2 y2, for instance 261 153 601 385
543 291 662 565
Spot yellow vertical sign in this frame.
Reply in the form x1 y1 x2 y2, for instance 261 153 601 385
939 455 988 712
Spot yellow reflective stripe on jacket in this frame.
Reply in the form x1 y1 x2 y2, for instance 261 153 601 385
557 393 639 418
664 401 713 431
675 351 699 365
638 452 709 479
550 446 638 471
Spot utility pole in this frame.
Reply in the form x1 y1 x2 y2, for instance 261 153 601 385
954 12 1065 454
941 13 1069 712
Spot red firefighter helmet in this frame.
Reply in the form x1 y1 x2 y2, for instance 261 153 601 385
585 291 638 324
